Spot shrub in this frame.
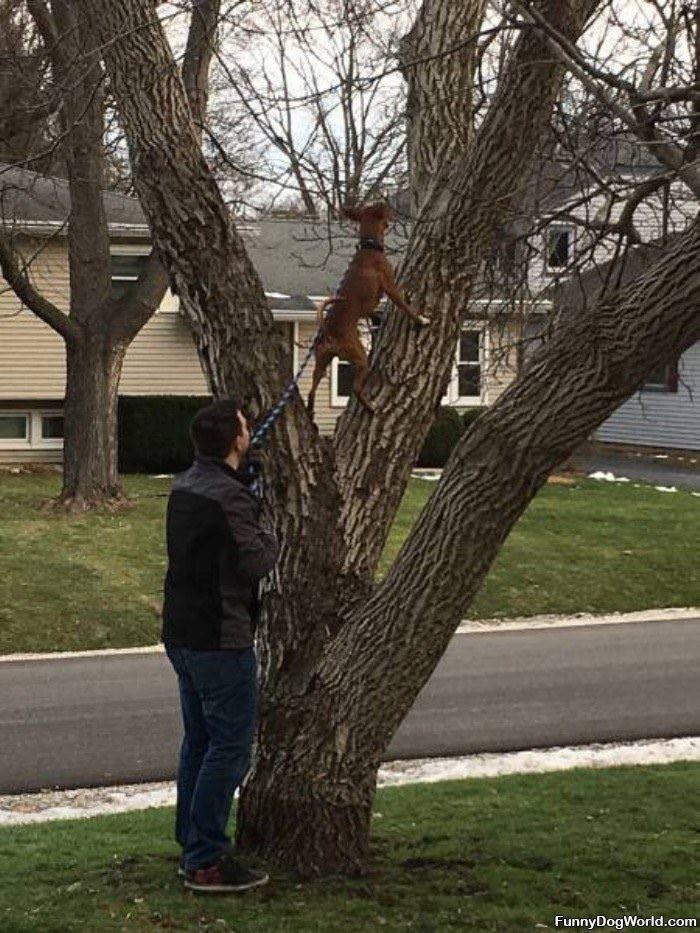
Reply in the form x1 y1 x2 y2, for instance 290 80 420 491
416 407 464 468
462 406 486 433
118 395 212 474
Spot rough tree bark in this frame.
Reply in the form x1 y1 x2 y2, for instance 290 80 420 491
0 0 220 510
398 0 487 211
80 0 700 876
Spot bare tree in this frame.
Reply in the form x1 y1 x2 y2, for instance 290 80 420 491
0 0 224 510
79 0 700 879
213 0 415 213
0 2 54 166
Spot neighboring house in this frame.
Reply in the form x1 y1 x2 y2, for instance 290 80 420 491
533 165 699 452
0 167 516 463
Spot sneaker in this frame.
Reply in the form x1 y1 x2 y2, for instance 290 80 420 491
184 854 269 894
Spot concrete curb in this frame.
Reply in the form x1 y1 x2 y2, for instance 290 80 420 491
1 607 698 662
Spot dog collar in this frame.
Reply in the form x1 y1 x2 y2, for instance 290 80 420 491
358 237 384 252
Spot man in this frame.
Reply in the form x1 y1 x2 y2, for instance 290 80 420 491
162 399 278 894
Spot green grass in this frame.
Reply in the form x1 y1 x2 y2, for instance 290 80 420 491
0 764 698 931
381 475 700 618
0 472 698 654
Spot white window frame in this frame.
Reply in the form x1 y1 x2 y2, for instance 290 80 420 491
0 409 64 449
443 324 487 407
0 410 31 448
36 410 64 448
544 224 575 274
109 245 163 309
111 246 179 314
330 324 372 408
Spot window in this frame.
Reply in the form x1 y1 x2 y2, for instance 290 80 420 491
545 226 573 270
457 330 481 399
442 326 485 406
0 410 64 448
41 415 64 439
331 325 372 407
40 413 64 447
0 414 29 445
643 361 679 393
110 252 150 300
335 360 355 400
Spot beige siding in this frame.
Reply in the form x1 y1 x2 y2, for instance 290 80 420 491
0 448 61 464
485 319 519 404
0 239 70 399
296 320 340 436
121 314 209 395
0 238 209 400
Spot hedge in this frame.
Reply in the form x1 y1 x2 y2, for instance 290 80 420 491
118 395 212 474
415 406 486 468
117 395 486 474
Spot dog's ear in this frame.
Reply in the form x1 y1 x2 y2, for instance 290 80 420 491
341 205 362 222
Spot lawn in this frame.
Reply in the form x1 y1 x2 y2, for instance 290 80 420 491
0 764 697 931
0 471 698 654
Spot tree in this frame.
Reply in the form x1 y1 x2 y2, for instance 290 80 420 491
216 0 413 214
0 2 53 166
0 0 222 510
79 0 700 877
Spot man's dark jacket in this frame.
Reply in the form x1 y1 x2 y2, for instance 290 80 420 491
162 455 278 650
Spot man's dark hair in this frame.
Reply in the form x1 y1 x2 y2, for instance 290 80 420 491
190 399 244 459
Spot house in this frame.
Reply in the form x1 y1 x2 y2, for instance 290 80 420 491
0 166 517 463
530 152 700 452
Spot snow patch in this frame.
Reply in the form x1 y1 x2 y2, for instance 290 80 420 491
588 471 630 483
1 738 697 826
457 606 700 634
378 737 700 786
412 472 441 482
654 485 678 493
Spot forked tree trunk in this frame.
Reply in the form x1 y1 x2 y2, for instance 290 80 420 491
83 0 700 878
57 332 127 510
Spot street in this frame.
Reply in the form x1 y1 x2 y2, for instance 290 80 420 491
1 618 698 793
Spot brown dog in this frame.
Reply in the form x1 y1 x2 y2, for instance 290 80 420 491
306 202 429 417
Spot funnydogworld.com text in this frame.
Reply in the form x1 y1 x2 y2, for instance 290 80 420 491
553 917 697 930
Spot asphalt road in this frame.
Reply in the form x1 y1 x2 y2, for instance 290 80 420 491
567 449 700 491
1 618 698 794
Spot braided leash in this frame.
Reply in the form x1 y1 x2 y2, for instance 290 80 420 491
247 330 322 496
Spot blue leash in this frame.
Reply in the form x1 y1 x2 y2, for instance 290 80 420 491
247 329 322 496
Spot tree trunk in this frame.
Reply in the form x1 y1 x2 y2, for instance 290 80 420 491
398 0 487 213
238 720 377 876
56 332 127 511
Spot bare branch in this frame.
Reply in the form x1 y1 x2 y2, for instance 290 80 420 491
0 230 79 341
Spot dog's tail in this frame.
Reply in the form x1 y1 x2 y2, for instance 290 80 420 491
315 296 344 325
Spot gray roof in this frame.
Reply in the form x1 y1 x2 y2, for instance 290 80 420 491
0 163 404 299
0 163 148 229
245 219 405 303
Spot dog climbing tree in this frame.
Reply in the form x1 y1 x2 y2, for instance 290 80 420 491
79 0 700 877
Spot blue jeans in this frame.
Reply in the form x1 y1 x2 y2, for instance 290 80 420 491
164 642 258 870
